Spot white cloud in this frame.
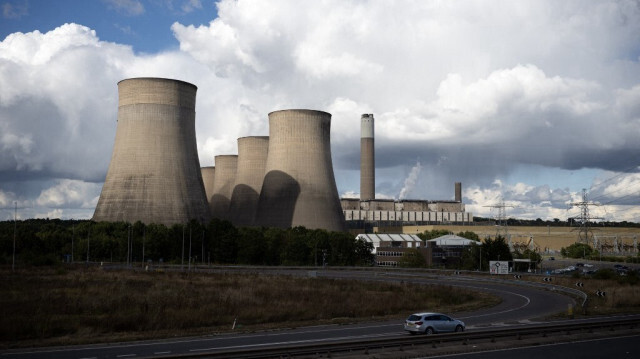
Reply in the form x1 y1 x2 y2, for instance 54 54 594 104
2 0 28 19
1 0 640 221
181 0 202 14
36 179 101 208
103 0 144 16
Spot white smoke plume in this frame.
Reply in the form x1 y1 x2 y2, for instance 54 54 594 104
398 161 422 200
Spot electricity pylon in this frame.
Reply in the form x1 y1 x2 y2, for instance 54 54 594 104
484 200 514 239
569 188 602 244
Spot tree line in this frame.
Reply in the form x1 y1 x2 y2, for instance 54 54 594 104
473 216 640 228
0 219 374 267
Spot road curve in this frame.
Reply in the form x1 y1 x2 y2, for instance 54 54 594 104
0 268 576 359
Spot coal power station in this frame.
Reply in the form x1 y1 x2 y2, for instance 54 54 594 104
340 113 471 231
93 78 211 225
94 78 471 231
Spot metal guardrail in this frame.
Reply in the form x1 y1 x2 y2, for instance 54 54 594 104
151 316 640 359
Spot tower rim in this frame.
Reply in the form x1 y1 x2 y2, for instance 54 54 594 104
268 109 331 117
117 77 197 90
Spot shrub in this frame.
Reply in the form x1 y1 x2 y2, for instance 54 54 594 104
592 268 616 280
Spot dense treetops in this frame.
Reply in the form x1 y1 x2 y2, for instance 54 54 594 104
0 219 373 267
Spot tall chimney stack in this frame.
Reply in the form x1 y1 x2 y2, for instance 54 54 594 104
455 182 462 202
360 114 375 201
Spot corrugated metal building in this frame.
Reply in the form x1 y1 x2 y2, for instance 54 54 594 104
427 235 481 268
357 233 429 267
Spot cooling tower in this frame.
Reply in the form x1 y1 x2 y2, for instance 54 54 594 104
455 182 462 202
201 166 215 210
255 109 346 232
360 114 375 201
210 155 238 220
93 77 211 225
228 136 269 227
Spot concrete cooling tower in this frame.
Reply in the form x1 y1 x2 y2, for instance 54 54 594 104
360 114 375 201
93 77 211 225
201 166 215 210
210 155 238 220
228 136 269 227
255 109 346 232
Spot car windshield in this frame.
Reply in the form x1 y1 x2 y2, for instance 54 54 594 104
407 315 422 321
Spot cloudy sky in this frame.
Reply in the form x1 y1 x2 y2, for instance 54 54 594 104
1 0 640 222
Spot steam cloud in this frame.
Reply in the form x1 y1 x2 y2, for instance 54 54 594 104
398 161 422 200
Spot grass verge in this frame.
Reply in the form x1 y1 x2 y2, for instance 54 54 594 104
0 266 499 349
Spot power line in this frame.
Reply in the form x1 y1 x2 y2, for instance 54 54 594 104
568 189 603 244
484 200 514 238
588 164 640 201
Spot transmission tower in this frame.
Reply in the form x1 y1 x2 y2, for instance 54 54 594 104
484 200 514 239
569 188 603 244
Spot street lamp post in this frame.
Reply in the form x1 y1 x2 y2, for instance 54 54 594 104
12 201 16 272
127 224 131 266
188 226 192 272
141 227 145 269
71 224 74 263
86 226 90 264
181 225 185 271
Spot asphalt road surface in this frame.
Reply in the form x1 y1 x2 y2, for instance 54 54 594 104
436 334 640 359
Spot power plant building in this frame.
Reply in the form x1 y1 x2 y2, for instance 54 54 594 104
228 136 269 227
255 110 346 232
93 79 470 231
342 113 472 231
93 77 211 225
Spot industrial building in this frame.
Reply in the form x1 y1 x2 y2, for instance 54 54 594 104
427 234 481 268
357 233 426 267
93 77 211 225
94 78 470 232
357 233 480 267
341 114 472 231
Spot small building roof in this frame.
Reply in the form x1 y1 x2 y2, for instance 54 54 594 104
356 233 422 246
427 234 481 246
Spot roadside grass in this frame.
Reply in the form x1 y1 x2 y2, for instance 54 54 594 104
0 267 499 349
502 272 640 316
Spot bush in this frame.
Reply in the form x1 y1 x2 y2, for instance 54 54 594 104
592 268 616 280
560 243 594 259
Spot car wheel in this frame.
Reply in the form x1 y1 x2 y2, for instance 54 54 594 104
425 327 434 335
455 325 464 332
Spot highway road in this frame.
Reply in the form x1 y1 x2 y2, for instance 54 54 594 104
0 269 577 359
438 334 640 359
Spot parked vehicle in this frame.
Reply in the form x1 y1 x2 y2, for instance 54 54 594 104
404 312 465 335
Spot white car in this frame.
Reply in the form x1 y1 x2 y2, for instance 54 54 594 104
404 312 465 335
